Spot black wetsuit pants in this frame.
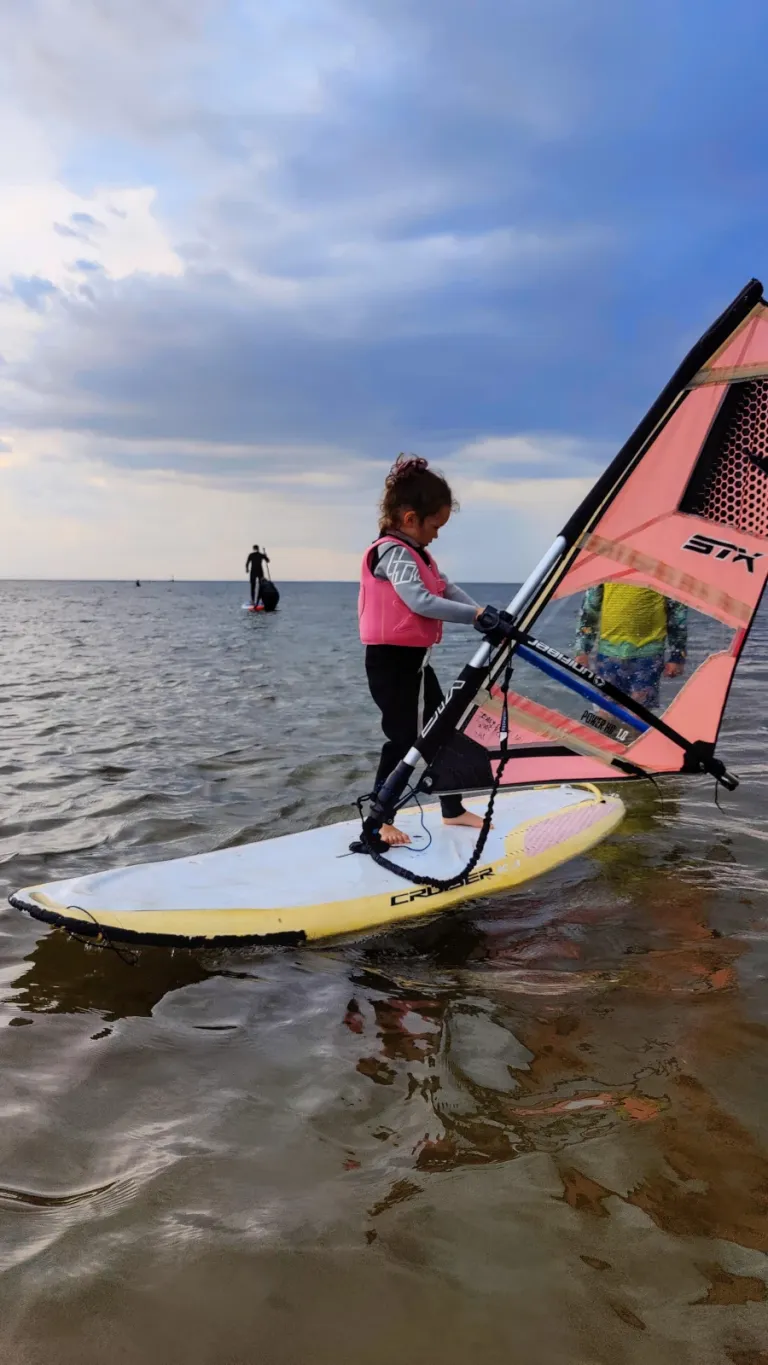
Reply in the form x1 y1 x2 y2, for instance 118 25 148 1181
250 570 263 604
365 645 465 820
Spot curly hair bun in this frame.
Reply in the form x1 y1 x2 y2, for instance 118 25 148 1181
387 453 429 482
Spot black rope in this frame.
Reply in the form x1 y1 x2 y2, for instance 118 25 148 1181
65 905 139 966
638 767 665 823
357 655 515 892
363 752 512 891
410 793 433 853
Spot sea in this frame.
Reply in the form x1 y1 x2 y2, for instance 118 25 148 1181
1 578 767 1364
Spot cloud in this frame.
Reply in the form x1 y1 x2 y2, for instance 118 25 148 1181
0 422 598 580
9 275 57 312
1 0 768 579
0 0 622 465
453 434 609 481
0 186 181 292
0 425 376 580
0 183 182 377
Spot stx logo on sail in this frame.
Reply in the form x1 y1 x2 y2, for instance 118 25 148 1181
682 532 763 573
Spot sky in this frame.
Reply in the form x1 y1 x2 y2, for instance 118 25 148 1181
1 0 768 581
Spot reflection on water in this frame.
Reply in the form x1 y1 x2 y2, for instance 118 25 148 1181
14 931 212 1020
1 581 768 1362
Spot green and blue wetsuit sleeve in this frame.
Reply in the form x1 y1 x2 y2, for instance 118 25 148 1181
575 585 603 656
665 599 688 665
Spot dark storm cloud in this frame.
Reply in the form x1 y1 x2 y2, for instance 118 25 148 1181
8 258 607 457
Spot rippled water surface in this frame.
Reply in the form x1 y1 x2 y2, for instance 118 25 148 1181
1 579 768 1364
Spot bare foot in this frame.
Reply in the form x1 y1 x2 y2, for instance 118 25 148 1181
379 823 411 846
443 810 487 830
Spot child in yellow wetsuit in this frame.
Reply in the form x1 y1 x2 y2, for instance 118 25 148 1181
574 583 688 709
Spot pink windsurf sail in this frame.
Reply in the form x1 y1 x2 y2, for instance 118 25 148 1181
429 278 768 793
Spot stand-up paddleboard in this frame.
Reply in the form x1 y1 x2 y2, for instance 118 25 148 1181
242 603 265 612
10 786 623 947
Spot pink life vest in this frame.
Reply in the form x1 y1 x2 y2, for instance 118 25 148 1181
358 535 446 647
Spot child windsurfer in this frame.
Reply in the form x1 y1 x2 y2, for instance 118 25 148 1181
359 454 485 847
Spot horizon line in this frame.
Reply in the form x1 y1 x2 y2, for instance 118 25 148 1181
0 576 520 585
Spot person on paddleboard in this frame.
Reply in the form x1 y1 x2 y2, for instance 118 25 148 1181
574 584 688 709
245 544 270 606
359 454 485 847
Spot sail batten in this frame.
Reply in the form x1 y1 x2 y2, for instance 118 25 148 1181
688 364 768 387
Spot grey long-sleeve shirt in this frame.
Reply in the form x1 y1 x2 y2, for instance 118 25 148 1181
373 536 479 625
